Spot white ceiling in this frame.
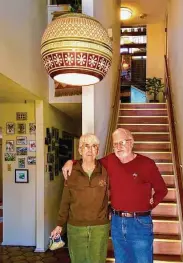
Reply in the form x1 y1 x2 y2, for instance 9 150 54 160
121 0 168 25
0 73 37 103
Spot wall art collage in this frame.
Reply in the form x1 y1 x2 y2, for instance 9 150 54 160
45 127 60 181
4 112 36 183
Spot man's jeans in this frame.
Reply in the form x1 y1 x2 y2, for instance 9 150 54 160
111 214 154 263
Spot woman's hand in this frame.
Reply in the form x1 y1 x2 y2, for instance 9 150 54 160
62 160 73 179
50 226 62 239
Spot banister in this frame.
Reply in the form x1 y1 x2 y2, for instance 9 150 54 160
105 57 121 155
164 55 183 218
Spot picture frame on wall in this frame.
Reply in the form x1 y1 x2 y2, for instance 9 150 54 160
6 122 15 134
16 112 27 121
16 136 27 145
15 169 29 183
29 140 36 152
6 140 14 152
27 156 36 165
16 147 28 156
18 158 26 168
29 123 36 134
17 123 26 134
4 153 16 161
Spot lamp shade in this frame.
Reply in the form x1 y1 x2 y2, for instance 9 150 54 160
41 13 113 86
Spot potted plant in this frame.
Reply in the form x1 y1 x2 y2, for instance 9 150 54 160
56 0 81 12
145 77 165 102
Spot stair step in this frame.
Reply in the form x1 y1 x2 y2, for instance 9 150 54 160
106 254 182 263
133 142 171 151
156 163 174 174
106 253 182 263
108 235 181 255
118 116 168 124
153 218 180 235
120 109 168 116
152 203 178 217
132 132 170 141
136 152 172 163
163 188 176 202
162 174 175 187
120 103 167 109
154 234 181 255
117 123 169 132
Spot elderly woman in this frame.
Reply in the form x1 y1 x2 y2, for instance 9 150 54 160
51 133 109 263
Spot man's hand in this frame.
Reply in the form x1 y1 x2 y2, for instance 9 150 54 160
50 226 62 239
62 160 73 180
150 198 154 206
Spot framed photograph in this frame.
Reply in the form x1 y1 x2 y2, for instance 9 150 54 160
6 122 15 134
46 128 51 137
15 169 29 183
48 165 52 172
27 156 36 165
18 158 26 168
17 123 26 134
47 153 54 163
4 153 16 161
16 136 27 145
29 140 36 152
51 127 55 138
55 129 59 142
52 140 55 151
6 140 14 152
49 172 54 181
29 123 36 134
16 112 27 121
16 147 28 156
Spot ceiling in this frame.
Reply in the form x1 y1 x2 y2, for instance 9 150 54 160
121 0 168 25
51 102 82 121
0 73 37 103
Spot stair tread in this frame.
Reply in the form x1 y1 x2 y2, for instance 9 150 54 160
152 216 178 221
107 251 182 261
154 254 182 262
154 234 181 240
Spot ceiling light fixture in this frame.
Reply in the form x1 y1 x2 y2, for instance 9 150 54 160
120 7 132 20
41 13 113 86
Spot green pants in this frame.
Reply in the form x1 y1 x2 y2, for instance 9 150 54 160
67 223 109 263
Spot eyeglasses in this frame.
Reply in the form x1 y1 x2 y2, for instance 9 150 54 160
83 144 98 151
113 139 132 148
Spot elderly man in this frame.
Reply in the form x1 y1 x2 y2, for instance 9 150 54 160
62 128 168 263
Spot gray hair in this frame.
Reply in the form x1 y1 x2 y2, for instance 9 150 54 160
79 133 100 148
112 128 134 141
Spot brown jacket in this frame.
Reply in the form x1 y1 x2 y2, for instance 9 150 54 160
57 160 109 227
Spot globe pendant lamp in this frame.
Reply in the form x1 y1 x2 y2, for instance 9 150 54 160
41 13 113 86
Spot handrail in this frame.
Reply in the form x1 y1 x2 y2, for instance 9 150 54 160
164 55 183 218
105 57 121 155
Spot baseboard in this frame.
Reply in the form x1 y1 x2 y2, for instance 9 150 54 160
34 247 47 253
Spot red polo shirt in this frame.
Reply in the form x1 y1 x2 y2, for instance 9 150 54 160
100 153 168 212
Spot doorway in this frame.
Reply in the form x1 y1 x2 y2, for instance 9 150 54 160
0 128 3 243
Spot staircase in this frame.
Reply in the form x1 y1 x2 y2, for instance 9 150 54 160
106 103 183 263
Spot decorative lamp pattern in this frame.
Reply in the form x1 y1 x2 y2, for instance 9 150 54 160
41 13 113 86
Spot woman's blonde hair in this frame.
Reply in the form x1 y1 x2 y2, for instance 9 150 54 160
79 133 100 149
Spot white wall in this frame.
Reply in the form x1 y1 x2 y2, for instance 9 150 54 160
167 0 183 165
0 0 48 100
147 23 165 80
0 102 36 245
94 0 121 157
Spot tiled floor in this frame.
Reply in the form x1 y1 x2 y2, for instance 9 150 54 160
0 246 70 263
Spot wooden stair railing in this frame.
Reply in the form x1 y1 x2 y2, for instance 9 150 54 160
164 55 183 237
105 57 121 155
